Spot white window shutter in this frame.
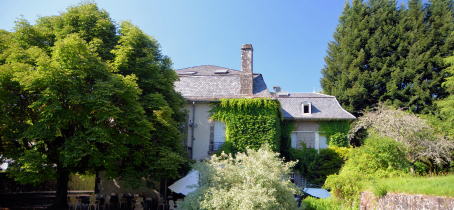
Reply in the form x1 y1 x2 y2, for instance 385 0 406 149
291 133 297 148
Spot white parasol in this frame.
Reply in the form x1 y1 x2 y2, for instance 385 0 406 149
168 170 199 195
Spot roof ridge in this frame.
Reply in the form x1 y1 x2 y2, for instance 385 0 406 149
175 65 240 71
287 92 334 98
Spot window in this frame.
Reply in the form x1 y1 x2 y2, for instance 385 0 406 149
315 132 328 151
291 132 298 148
213 120 226 150
302 101 311 114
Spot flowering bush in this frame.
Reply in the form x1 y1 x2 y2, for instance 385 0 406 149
177 144 302 210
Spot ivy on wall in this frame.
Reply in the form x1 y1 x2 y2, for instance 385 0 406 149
279 120 295 161
317 120 351 146
211 98 283 154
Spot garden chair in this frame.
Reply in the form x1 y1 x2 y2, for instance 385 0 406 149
157 198 166 210
69 194 79 210
133 203 144 210
169 200 176 210
88 194 100 210
103 195 111 210
144 197 152 210
132 197 143 209
118 193 127 209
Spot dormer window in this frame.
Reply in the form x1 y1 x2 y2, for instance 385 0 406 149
302 101 311 114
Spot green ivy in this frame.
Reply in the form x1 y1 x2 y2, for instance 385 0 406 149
279 120 295 161
211 98 283 154
317 121 351 146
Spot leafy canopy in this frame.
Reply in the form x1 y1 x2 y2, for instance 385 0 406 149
0 2 188 207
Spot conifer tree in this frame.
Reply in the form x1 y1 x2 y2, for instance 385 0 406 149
321 0 454 116
321 0 401 116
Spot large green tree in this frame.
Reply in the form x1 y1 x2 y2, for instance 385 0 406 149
321 0 454 116
430 44 454 139
0 2 187 208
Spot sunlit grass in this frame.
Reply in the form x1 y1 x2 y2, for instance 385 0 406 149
303 174 454 210
363 174 454 198
302 197 355 210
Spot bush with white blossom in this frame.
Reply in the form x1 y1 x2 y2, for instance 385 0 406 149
177 144 301 210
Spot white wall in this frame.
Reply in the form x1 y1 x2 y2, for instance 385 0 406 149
184 102 212 160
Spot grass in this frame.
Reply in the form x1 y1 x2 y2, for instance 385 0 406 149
363 174 454 198
301 197 356 210
302 174 454 210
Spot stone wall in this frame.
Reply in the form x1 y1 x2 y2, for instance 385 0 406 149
359 191 454 210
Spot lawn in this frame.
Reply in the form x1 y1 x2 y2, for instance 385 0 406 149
363 174 454 198
302 174 454 210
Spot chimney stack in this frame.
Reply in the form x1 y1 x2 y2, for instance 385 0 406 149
240 44 253 95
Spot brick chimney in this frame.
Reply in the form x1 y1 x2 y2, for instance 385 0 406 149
240 44 253 96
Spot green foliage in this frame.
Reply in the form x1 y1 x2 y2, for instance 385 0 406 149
317 121 350 146
302 196 356 210
68 174 95 191
178 144 302 210
307 148 344 186
324 170 364 202
329 132 349 147
291 144 347 186
321 0 454 116
435 47 454 132
324 135 409 202
370 179 387 198
211 98 282 154
290 143 317 179
329 146 351 160
421 113 454 140
0 2 188 206
341 135 410 178
279 120 295 161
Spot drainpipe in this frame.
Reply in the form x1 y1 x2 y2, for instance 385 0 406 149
191 101 195 160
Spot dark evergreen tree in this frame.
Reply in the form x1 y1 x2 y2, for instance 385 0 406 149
321 0 454 116
423 0 454 111
390 0 428 110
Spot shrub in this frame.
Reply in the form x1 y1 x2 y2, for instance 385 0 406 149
290 142 317 179
291 144 348 186
342 135 409 177
178 144 302 210
329 132 349 147
307 148 344 186
324 170 363 201
324 135 409 202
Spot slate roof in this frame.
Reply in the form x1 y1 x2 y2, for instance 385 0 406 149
174 65 272 100
278 93 356 120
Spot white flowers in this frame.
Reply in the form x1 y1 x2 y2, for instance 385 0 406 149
178 144 302 210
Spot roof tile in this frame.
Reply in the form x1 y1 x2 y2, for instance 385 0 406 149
174 65 272 100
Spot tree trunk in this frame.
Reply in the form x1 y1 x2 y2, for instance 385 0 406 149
50 167 70 209
410 159 416 174
421 159 435 174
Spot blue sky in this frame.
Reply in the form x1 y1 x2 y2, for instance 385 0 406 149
0 0 418 93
